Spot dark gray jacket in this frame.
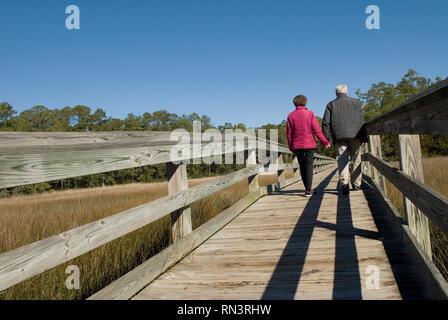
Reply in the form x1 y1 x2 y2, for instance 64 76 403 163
322 94 365 142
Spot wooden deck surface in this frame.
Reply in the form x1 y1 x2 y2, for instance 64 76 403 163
133 168 428 300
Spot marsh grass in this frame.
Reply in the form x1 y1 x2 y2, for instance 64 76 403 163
258 168 295 187
384 157 448 280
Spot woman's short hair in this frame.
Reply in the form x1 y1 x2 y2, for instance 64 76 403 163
293 95 307 107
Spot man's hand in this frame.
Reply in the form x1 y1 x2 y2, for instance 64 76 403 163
325 144 331 149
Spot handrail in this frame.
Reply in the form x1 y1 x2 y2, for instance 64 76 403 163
0 131 334 189
365 78 448 135
0 131 289 189
360 79 448 299
362 152 448 236
0 132 337 294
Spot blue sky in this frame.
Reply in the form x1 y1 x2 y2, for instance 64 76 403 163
1 0 447 128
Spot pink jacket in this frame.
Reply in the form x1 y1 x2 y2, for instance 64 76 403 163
286 106 330 151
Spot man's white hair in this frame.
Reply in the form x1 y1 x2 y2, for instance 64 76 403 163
335 84 348 95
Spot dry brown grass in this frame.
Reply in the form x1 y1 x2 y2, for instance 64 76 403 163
0 176 249 300
258 169 295 187
384 157 448 280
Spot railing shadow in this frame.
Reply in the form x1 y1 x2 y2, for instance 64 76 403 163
262 170 385 299
361 178 430 299
261 169 337 299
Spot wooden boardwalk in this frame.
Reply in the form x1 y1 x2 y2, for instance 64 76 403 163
2 81 447 300
133 168 428 300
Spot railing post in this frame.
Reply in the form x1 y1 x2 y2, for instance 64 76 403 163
369 135 387 193
245 148 259 194
314 157 321 173
398 134 432 258
361 143 372 177
166 162 192 243
293 156 300 180
276 153 286 190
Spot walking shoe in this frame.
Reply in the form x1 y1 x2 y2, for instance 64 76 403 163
305 189 316 197
352 184 361 191
342 184 350 195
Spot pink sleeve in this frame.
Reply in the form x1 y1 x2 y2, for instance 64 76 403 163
311 114 330 147
286 117 293 151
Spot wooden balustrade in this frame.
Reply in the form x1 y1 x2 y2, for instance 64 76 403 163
361 78 448 298
2 79 447 299
2 80 447 300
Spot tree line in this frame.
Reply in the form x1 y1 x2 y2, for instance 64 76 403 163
0 104 308 197
356 69 448 160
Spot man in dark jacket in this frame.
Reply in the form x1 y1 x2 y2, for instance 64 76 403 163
322 84 365 195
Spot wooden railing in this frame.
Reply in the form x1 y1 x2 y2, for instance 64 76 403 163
361 78 448 299
0 131 336 299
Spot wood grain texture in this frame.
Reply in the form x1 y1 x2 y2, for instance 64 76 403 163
166 163 192 242
0 165 261 291
292 156 300 180
88 190 261 300
369 135 387 193
361 143 372 177
276 153 286 191
246 149 259 194
0 131 175 154
365 79 448 135
133 169 426 300
363 174 448 299
398 135 432 257
0 144 172 189
362 152 448 238
0 132 288 154
0 133 292 189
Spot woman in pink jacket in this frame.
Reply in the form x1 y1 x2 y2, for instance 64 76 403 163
286 95 330 197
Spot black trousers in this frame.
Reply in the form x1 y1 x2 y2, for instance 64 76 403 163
293 149 315 191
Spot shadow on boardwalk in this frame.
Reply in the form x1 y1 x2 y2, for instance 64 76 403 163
262 169 338 299
262 169 429 299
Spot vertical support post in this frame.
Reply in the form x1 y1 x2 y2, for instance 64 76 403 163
276 153 286 190
398 134 432 258
293 155 300 180
245 148 259 194
314 157 321 173
369 135 387 193
166 162 192 243
361 143 372 177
